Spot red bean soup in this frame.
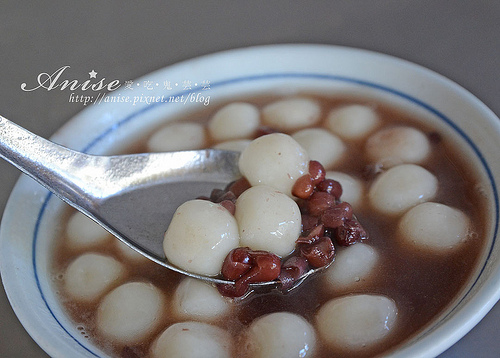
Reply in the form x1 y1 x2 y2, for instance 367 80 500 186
52 95 488 358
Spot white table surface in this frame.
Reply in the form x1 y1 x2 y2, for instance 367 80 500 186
0 1 499 357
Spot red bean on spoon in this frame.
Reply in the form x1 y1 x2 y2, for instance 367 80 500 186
309 160 326 185
221 247 253 280
300 236 335 268
308 191 336 217
292 174 314 199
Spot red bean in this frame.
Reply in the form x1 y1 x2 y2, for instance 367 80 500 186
210 188 225 201
278 256 309 292
292 174 314 199
219 200 236 215
308 191 336 217
301 214 319 234
336 219 368 246
297 224 324 244
309 160 326 185
296 198 310 213
321 202 353 229
217 282 249 298
221 247 252 280
219 248 281 298
300 236 335 268
282 255 309 271
211 190 237 203
316 179 343 199
242 251 281 283
225 177 251 198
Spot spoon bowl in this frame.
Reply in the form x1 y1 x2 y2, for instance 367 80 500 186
0 115 321 291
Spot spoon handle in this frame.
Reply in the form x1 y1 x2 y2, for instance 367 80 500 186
0 115 97 209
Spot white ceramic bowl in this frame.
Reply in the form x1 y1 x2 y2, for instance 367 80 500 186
1 44 499 357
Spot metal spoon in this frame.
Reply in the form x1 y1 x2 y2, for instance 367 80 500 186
0 115 326 293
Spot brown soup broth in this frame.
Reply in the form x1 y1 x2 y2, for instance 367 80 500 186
52 95 487 358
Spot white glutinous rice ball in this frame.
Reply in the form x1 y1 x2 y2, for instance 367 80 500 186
399 202 471 251
262 97 321 131
326 104 379 140
97 282 164 344
115 239 149 263
316 294 397 351
66 211 112 249
213 139 252 152
325 171 364 208
64 253 125 302
323 244 378 291
235 185 301 257
291 128 345 169
244 312 316 358
365 126 431 168
151 322 233 358
163 199 240 276
369 164 438 216
208 102 260 141
238 133 309 196
172 277 231 321
147 122 206 152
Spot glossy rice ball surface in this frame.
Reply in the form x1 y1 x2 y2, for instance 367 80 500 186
97 282 164 344
238 133 309 196
244 312 316 358
163 200 240 276
316 294 397 351
369 164 438 215
399 202 470 250
235 185 301 257
151 321 233 358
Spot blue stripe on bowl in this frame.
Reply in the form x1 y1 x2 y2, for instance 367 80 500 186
32 73 499 357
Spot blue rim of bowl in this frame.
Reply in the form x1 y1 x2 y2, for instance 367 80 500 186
31 73 499 356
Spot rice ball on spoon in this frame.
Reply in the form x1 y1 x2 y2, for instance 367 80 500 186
163 200 240 276
238 133 309 197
